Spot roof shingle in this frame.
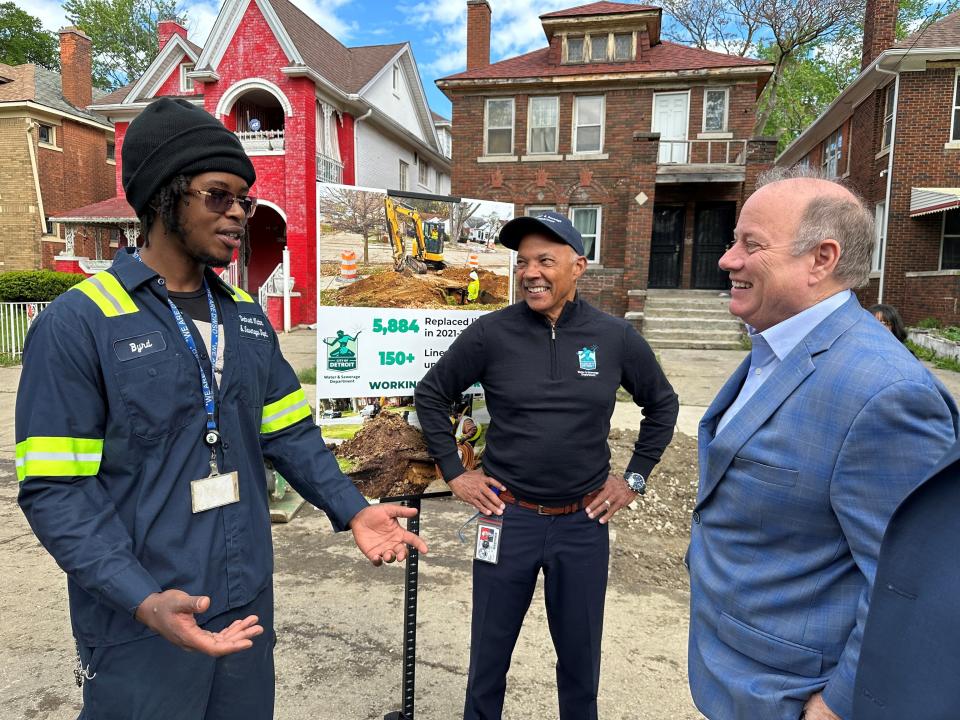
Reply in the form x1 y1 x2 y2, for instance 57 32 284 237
892 9 960 50
50 195 135 221
541 2 658 18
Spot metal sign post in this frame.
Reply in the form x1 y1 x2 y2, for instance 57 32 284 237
382 490 451 720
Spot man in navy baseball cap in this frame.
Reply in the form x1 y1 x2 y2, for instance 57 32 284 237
498 210 586 257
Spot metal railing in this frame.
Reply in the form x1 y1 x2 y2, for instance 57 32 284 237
259 262 285 308
235 129 285 152
221 259 239 288
1 301 50 360
316 153 344 184
658 139 748 165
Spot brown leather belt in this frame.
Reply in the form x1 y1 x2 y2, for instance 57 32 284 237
499 488 602 516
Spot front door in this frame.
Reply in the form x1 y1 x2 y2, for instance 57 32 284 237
692 202 735 289
652 92 689 164
649 204 684 288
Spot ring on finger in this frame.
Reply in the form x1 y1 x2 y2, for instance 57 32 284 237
603 499 612 506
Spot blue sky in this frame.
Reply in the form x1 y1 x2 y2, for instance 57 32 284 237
19 0 619 116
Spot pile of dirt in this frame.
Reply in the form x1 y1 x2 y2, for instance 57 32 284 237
333 412 437 498
334 268 508 308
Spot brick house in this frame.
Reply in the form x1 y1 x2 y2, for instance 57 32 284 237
437 0 776 321
56 0 450 325
776 3 960 326
0 27 115 272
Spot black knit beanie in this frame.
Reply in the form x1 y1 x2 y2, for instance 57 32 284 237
122 98 256 215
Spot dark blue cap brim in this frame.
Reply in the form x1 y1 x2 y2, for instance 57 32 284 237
498 216 585 255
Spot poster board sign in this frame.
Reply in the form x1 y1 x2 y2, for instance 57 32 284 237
314 306 485 398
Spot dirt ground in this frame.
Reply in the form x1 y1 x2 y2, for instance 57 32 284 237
328 266 508 309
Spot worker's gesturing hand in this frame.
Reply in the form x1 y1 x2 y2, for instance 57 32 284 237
449 469 506 516
135 590 263 657
585 473 637 524
349 504 429 566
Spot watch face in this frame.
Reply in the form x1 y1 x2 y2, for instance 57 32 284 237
625 473 646 494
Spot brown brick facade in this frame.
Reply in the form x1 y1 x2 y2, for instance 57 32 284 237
0 117 43 270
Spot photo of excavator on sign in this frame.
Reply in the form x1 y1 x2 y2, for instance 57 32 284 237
384 195 447 274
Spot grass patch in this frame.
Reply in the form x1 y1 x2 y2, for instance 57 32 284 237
906 340 960 373
320 423 363 440
297 366 317 384
0 352 21 367
336 456 357 473
738 334 752 351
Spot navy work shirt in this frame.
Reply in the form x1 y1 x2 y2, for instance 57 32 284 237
16 249 367 647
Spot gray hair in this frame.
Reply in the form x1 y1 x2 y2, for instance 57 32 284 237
756 166 874 288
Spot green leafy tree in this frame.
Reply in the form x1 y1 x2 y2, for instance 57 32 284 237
0 3 59 70
63 0 185 90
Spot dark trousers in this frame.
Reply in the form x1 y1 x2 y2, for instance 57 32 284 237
77 585 275 720
463 502 609 720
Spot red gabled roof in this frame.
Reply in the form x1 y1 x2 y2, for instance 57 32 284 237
541 2 658 18
51 195 136 221
440 40 770 82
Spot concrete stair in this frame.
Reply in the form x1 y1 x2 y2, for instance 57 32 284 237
641 290 745 350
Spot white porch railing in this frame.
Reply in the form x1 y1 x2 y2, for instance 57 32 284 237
222 258 240 287
658 139 748 165
235 129 285 152
1 301 50 360
259 262 285 308
316 153 344 184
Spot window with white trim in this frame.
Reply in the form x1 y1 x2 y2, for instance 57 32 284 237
565 36 585 63
526 205 556 217
951 70 960 142
418 155 430 188
574 95 604 154
484 98 514 155
872 202 885 272
38 123 53 145
942 210 960 270
180 63 194 92
571 206 601 263
703 88 729 132
399 159 409 191
822 127 842 178
106 141 115 161
881 83 895 150
528 96 559 155
590 35 608 62
613 33 633 61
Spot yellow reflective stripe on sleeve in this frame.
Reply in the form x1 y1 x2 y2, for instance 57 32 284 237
261 388 312 434
229 285 255 303
15 436 104 482
71 271 139 317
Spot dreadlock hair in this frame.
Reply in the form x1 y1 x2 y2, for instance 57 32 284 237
136 174 191 247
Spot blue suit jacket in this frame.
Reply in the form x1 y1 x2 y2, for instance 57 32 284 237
688 296 958 720
854 438 960 719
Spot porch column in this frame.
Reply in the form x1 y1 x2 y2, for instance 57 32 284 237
623 131 660 330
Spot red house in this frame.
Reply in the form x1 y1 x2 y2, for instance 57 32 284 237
54 0 450 326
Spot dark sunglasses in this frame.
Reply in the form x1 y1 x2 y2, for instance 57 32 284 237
188 188 258 217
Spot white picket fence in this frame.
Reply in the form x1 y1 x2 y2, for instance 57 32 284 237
1 301 50 360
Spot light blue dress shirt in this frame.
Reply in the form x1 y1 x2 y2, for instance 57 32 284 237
716 290 852 434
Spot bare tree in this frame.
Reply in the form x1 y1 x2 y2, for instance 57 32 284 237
317 187 386 264
662 0 863 134
450 201 480 245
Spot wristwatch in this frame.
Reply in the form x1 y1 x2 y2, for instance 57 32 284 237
623 471 646 495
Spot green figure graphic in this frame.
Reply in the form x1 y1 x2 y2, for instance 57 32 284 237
324 330 361 357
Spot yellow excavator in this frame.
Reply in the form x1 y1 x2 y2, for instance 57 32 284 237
385 196 446 273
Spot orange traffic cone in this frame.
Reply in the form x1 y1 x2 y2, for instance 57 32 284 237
468 253 479 270
339 250 358 282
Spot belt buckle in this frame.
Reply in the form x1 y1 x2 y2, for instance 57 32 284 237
537 504 549 515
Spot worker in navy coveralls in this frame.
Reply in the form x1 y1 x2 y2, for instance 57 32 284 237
415 212 679 720
15 97 427 720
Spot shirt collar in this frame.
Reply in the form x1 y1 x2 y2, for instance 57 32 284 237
750 289 851 362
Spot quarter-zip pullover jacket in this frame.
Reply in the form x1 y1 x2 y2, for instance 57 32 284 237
16 249 367 647
415 296 679 505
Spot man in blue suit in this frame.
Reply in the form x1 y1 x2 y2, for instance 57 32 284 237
687 167 958 720
853 439 960 719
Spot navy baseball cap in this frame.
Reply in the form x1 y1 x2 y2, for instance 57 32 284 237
499 211 585 256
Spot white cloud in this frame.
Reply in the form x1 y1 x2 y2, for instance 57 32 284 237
14 0 69 32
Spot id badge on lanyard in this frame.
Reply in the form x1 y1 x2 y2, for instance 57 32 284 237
475 517 503 564
135 252 239 513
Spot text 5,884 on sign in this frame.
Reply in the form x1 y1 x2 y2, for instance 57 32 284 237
315 306 488 399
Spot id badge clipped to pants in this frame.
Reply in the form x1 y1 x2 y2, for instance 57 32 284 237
475 517 503 564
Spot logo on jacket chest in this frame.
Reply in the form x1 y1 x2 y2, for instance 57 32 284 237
239 313 269 341
113 331 167 361
577 345 599 377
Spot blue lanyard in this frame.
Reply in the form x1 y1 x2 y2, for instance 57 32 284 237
134 251 220 446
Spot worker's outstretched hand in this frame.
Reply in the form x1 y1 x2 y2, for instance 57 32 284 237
350 504 428 566
135 589 263 656
449 469 506 516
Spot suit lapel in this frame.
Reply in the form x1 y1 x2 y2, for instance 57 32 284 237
696 295 865 506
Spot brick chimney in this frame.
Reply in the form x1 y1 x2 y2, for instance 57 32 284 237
466 0 491 71
862 0 899 69
59 27 92 110
158 20 188 49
